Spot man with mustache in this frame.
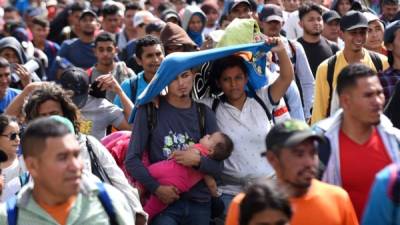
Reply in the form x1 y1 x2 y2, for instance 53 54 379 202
0 117 134 224
315 63 400 221
297 2 339 77
225 119 359 225
311 10 389 124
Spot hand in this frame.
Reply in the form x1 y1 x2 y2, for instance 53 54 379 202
204 175 218 197
265 37 285 54
13 64 31 87
24 81 46 93
135 213 146 225
95 74 121 93
171 148 201 167
155 185 179 205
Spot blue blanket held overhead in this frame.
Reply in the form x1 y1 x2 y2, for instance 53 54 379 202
129 41 273 123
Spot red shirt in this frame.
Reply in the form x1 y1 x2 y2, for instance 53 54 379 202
339 128 392 221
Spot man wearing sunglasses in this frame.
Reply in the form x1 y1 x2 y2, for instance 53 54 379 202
311 11 389 124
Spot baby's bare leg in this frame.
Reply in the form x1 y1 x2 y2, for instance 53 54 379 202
204 175 218 197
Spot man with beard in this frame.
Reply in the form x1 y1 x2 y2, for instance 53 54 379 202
315 63 400 221
56 10 99 70
297 3 339 77
225 119 359 225
0 118 134 224
259 4 314 121
87 32 134 102
311 11 388 124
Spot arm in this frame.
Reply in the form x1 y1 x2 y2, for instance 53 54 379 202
96 74 133 120
294 42 314 119
268 37 295 104
203 175 218 197
124 107 179 204
113 79 133 108
4 82 44 118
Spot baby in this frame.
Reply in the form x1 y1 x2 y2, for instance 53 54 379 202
144 131 234 220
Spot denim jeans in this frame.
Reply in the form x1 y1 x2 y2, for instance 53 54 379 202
220 193 235 215
150 198 211 225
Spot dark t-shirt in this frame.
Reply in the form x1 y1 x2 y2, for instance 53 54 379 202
125 97 221 201
298 37 339 77
58 38 96 69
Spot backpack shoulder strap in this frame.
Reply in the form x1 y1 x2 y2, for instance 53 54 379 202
18 172 30 187
368 51 383 72
253 94 273 123
196 102 206 137
146 102 157 132
288 40 297 64
96 182 119 225
211 98 220 112
129 76 139 103
326 55 337 117
6 197 18 225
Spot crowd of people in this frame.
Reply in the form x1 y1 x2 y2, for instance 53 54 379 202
0 0 398 224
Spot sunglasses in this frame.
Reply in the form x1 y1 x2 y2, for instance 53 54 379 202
0 132 20 141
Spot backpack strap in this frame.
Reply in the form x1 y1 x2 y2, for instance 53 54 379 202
6 197 18 225
96 182 119 225
211 98 220 112
129 76 139 103
369 51 383 72
196 102 206 137
86 136 113 185
326 55 337 117
18 172 30 187
253 94 273 123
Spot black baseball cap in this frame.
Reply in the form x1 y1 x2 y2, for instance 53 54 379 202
228 0 251 12
262 120 324 155
259 4 283 23
322 10 341 23
384 20 400 44
79 9 97 20
59 67 89 109
340 10 368 31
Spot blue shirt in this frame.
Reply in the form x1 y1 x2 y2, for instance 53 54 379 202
362 164 400 225
113 71 147 108
0 88 21 114
57 38 96 69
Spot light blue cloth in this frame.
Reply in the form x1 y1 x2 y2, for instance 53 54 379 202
129 42 272 123
362 164 400 225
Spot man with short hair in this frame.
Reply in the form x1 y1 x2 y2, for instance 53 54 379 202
225 119 359 225
0 57 20 113
31 17 60 76
297 2 339 77
311 11 389 124
322 10 344 49
315 63 400 220
55 10 98 72
259 4 314 120
88 32 134 102
3 6 21 23
117 3 142 50
101 4 123 36
380 0 399 25
114 35 164 107
0 117 134 224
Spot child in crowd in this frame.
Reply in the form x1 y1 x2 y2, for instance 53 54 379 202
144 131 234 220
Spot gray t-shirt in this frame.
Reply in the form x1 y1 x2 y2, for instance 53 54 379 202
125 97 221 201
89 61 135 102
80 96 125 140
